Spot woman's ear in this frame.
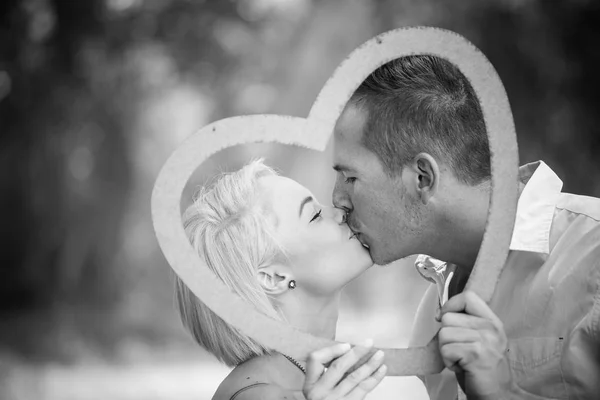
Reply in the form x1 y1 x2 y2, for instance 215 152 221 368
257 264 293 295
412 153 440 205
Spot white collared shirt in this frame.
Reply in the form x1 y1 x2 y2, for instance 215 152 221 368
410 161 600 399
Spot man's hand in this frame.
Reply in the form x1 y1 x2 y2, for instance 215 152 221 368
302 341 387 400
438 291 512 399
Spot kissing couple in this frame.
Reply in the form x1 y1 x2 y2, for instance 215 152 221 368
171 54 600 400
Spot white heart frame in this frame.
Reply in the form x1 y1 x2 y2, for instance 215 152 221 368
151 27 519 376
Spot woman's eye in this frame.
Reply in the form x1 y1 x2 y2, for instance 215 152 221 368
310 209 322 223
345 177 357 184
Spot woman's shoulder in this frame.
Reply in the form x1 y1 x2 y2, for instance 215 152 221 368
213 382 299 400
212 355 301 400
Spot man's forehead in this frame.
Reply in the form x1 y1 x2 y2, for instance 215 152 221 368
334 103 368 142
332 106 372 171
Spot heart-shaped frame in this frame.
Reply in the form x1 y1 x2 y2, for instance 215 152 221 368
151 27 519 376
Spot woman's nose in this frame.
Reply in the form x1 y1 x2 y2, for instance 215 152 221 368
328 207 346 225
321 206 347 224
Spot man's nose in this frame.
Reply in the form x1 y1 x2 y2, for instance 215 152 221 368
332 181 352 212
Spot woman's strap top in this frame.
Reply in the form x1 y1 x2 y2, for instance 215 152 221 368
229 382 268 400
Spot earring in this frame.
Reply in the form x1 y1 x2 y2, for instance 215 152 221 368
288 280 296 289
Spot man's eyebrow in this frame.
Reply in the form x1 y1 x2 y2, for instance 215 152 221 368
333 164 355 173
299 196 314 218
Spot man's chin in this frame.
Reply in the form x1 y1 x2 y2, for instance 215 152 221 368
371 250 405 267
370 252 389 267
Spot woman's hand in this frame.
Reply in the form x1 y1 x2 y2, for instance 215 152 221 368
302 341 387 400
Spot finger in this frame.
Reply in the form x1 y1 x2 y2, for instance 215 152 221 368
332 349 385 397
438 326 481 346
441 312 508 354
440 292 467 314
440 311 494 330
439 342 479 370
305 342 352 387
442 291 501 324
317 341 375 390
347 364 387 399
340 342 379 376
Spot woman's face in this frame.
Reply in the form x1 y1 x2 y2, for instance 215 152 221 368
259 175 373 295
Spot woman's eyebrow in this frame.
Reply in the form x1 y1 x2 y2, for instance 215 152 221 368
298 196 314 218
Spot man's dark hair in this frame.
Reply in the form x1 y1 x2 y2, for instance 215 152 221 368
349 55 490 185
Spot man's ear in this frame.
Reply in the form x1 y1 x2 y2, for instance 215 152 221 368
411 153 440 204
257 264 293 296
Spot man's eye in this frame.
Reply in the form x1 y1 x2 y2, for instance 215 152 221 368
345 177 357 184
310 209 322 223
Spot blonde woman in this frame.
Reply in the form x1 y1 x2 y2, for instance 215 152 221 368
175 159 387 400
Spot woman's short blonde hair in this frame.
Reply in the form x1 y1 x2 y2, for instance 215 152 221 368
174 159 286 367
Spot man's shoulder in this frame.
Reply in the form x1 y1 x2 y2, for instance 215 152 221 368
556 192 600 221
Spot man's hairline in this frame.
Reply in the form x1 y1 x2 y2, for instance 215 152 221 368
347 95 493 186
347 98 409 179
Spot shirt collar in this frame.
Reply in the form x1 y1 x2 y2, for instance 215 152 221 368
508 161 563 254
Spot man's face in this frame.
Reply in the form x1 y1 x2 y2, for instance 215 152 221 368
332 104 425 265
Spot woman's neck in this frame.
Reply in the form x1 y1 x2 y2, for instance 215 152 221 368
279 291 341 343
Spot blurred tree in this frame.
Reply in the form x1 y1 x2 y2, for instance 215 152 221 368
375 0 600 195
1 0 598 365
466 0 600 195
0 0 261 313
0 0 126 313
0 0 316 358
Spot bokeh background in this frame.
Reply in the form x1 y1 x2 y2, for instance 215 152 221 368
1 0 599 399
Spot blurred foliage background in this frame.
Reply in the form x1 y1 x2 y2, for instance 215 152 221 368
1 0 598 399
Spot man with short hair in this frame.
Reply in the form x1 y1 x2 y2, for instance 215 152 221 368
331 55 600 399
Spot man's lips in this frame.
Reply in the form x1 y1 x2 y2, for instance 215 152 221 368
347 219 370 249
349 231 369 249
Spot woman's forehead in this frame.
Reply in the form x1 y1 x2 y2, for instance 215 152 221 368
258 175 315 224
259 175 312 201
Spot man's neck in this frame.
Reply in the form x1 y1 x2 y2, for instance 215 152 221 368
447 179 527 297
438 185 490 267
